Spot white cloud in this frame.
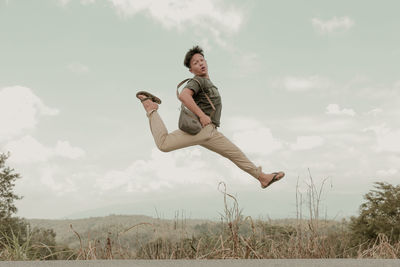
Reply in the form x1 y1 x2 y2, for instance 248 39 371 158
4 135 85 164
0 86 59 141
232 128 282 156
233 52 260 77
285 116 353 133
226 116 264 132
96 147 220 192
226 117 283 156
364 124 400 153
326 104 356 116
300 161 335 172
376 168 398 177
58 0 71 6
39 166 65 193
37 166 79 195
53 0 240 48
67 62 90 74
290 136 324 151
56 0 244 48
0 86 85 164
81 0 95 4
57 0 93 6
198 38 212 52
367 108 383 117
108 0 242 33
54 140 86 159
311 16 354 34
4 136 51 163
274 76 331 92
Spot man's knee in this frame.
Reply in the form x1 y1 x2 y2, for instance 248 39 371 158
158 144 173 153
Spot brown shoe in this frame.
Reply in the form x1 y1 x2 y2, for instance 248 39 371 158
262 172 285 189
136 91 162 104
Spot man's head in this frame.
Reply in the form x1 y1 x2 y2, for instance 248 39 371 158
184 45 208 77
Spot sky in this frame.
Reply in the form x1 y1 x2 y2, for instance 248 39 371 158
0 0 399 220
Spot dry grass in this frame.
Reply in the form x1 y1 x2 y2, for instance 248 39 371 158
2 172 399 260
60 177 399 260
357 234 400 259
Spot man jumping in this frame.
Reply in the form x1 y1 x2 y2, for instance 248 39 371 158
136 46 284 189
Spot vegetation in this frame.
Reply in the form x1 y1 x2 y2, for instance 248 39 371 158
0 153 22 221
350 182 400 245
0 153 69 260
25 179 400 260
1 154 399 260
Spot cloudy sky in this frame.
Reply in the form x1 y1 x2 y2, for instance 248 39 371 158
1 0 399 220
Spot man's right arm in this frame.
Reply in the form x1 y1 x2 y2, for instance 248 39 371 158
179 88 211 127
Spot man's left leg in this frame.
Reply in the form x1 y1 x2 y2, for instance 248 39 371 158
200 129 284 188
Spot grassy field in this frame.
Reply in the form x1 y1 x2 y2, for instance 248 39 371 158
2 180 400 260
20 181 400 260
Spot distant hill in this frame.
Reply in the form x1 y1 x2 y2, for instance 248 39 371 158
27 214 213 249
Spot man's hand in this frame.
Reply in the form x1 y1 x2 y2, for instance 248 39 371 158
199 115 212 127
180 88 212 127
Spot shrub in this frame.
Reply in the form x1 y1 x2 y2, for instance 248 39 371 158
350 182 400 244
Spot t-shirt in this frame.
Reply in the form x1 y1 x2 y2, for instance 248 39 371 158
185 76 222 127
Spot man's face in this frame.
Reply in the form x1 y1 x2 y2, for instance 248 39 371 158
189 53 208 77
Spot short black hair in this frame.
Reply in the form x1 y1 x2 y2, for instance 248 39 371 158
184 45 204 68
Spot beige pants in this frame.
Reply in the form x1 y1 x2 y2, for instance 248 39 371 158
146 111 262 179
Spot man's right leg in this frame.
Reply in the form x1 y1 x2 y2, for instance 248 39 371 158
147 111 214 152
138 95 213 152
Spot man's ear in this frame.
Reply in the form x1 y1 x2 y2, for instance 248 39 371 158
189 68 193 74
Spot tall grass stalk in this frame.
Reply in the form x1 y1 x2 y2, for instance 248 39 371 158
0 225 74 261
0 228 32 261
